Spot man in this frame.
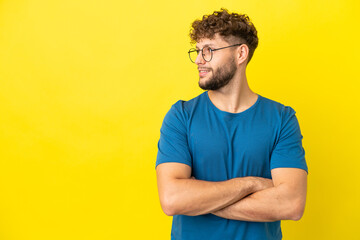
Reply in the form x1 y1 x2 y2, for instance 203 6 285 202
155 8 308 240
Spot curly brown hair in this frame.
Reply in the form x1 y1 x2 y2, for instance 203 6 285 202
190 8 259 64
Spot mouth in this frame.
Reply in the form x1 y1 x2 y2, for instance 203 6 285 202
198 69 211 78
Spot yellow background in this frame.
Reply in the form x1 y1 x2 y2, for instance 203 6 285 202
0 0 359 239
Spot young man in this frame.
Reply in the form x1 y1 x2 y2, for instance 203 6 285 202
156 8 308 240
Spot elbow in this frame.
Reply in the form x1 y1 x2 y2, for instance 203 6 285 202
290 208 305 221
161 203 177 216
288 200 306 221
159 194 180 216
289 211 303 221
160 193 194 216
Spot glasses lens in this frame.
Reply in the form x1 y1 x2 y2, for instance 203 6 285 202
189 49 198 63
202 47 212 62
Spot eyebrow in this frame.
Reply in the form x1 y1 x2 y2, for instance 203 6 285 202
195 43 215 49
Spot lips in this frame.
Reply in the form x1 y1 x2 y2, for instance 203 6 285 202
198 68 211 77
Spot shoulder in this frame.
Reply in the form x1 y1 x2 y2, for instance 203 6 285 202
259 95 295 112
258 95 297 120
259 95 303 143
162 92 206 127
167 92 206 118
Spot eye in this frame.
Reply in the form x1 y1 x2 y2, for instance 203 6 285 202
203 46 212 55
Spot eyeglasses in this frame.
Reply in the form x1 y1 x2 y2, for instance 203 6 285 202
188 43 244 63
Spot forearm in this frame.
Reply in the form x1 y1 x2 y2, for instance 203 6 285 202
212 184 305 222
160 177 268 216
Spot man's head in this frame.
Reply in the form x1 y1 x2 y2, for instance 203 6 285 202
189 9 258 91
190 8 258 64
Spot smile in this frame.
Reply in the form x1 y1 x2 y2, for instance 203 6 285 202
198 68 211 72
198 69 210 77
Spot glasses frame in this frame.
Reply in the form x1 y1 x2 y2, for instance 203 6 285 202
188 43 245 63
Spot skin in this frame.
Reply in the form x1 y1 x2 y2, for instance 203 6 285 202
156 163 274 216
195 34 259 113
197 47 237 91
156 33 308 221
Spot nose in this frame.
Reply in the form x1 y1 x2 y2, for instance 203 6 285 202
195 51 205 65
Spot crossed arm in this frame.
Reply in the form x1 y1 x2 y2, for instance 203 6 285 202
156 162 307 222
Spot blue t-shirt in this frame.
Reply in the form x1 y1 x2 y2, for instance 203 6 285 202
156 91 308 240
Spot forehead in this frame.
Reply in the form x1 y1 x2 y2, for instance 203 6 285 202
195 34 228 48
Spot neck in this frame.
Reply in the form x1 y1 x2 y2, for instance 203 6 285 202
208 70 258 114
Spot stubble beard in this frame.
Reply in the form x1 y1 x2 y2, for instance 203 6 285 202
198 58 237 91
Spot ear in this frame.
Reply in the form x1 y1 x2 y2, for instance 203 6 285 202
236 44 249 65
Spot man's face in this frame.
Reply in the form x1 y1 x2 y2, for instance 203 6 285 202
195 34 238 91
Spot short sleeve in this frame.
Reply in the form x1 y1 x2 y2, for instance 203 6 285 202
270 106 308 173
155 101 192 168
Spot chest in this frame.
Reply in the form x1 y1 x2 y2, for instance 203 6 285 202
188 114 277 179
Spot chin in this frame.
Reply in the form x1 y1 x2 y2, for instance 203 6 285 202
198 79 208 89
198 82 212 91
199 76 209 84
